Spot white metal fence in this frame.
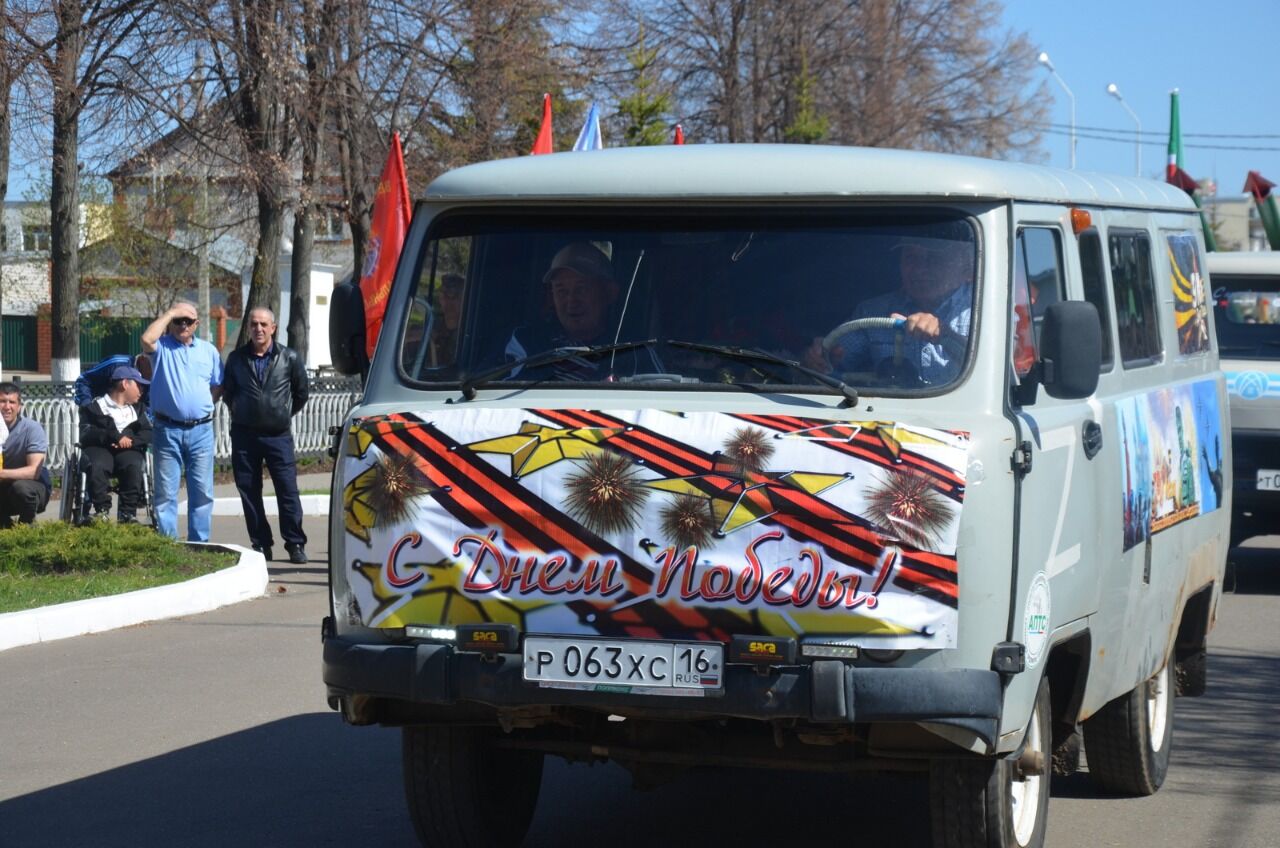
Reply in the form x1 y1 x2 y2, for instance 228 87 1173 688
18 378 362 468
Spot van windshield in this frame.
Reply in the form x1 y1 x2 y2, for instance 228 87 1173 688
1212 274 1280 360
398 210 979 394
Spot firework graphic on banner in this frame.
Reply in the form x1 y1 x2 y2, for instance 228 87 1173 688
343 452 438 543
564 451 650 535
723 426 775 473
660 493 719 549
862 468 953 550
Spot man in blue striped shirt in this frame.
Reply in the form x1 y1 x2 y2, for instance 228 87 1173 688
807 237 974 387
141 301 225 541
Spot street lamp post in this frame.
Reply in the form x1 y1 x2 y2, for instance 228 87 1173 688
1106 83 1142 177
1038 52 1076 169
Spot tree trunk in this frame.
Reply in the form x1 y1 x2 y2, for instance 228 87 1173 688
0 0 9 380
50 0 85 381
288 197 314 364
241 186 283 346
335 7 370 282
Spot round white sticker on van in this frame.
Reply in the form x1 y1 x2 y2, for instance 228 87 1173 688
1024 572 1051 668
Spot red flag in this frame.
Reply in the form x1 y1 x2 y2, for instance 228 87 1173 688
359 132 412 358
1167 165 1198 194
531 93 554 155
673 124 685 145
1244 170 1275 203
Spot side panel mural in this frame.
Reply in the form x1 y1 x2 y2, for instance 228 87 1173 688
1119 379 1223 552
340 409 970 650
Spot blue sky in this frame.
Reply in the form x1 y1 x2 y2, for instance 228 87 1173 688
1003 0 1280 193
7 1 1279 200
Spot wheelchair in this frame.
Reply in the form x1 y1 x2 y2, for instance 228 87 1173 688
59 355 158 527
58 446 158 527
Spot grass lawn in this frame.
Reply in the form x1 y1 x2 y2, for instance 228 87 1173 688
0 522 239 614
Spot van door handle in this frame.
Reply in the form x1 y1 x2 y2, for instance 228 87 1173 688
1082 421 1103 460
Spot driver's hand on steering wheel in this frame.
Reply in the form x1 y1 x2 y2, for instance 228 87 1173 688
894 311 942 341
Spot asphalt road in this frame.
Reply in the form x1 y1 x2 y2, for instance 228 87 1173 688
1 518 1276 847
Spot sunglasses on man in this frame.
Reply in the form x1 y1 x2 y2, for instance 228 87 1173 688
171 317 198 327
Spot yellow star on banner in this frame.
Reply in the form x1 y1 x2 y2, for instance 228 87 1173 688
468 422 623 478
343 464 379 544
346 422 376 459
782 420 954 460
347 417 420 459
647 467 850 536
353 556 552 628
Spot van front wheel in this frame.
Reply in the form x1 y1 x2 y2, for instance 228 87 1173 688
402 725 543 848
929 677 1051 848
1082 661 1173 796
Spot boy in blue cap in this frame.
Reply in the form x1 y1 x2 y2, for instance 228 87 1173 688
78 365 153 523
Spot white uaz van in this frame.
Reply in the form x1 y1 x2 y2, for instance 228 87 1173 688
323 146 1231 848
1205 250 1280 546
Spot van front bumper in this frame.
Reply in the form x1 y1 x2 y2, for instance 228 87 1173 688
323 635 1004 749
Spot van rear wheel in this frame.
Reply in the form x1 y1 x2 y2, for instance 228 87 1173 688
929 676 1051 848
1082 661 1173 796
402 725 543 848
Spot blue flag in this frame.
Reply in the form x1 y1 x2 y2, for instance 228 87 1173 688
572 102 604 152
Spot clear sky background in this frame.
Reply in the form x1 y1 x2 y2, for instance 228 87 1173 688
1003 0 1280 193
5 1 1279 199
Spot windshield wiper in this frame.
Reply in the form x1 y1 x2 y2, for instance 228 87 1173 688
667 340 858 407
459 339 658 400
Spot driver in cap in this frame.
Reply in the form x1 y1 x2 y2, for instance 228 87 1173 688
805 232 974 385
505 241 663 381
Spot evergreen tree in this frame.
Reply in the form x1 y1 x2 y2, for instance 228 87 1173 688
616 32 672 147
783 53 827 144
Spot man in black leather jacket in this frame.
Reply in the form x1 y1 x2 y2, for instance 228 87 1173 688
222 307 311 563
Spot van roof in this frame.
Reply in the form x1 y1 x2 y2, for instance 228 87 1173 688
1206 250 1280 275
425 144 1197 211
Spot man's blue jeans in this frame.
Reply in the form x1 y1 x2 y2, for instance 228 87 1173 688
153 421 215 541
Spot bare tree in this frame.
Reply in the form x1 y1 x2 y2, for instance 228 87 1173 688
285 0 334 364
328 0 455 281
0 0 12 377
168 0 300 344
624 0 1045 157
9 0 160 379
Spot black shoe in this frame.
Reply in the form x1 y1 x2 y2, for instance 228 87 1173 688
118 512 138 525
253 545 274 562
286 544 308 564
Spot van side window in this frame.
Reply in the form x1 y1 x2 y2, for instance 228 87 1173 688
1012 227 1065 378
1109 230 1162 366
1079 229 1114 369
1164 231 1211 356
401 236 471 378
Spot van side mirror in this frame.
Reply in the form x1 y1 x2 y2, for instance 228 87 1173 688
329 281 369 377
1040 301 1101 399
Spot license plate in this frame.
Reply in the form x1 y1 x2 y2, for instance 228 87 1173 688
1258 469 1280 491
523 637 724 696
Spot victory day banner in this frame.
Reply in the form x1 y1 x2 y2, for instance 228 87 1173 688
340 409 971 651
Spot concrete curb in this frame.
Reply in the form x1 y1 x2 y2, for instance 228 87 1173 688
0 544 269 652
181 495 331 516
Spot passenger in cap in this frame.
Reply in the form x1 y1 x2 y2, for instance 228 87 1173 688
505 242 663 381
805 234 975 386
77 364 154 523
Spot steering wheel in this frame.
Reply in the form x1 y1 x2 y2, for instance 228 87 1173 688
814 317 916 386
822 316 906 353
